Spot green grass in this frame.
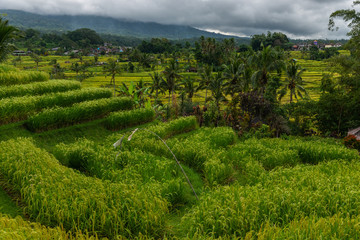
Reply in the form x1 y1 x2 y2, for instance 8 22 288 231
0 187 22 218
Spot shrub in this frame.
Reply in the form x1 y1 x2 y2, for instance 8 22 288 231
344 134 360 151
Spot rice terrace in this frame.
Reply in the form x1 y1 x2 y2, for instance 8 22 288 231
0 1 360 239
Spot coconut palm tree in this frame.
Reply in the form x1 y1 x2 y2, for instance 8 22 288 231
222 54 244 97
208 72 227 108
250 45 285 94
0 17 18 63
30 53 41 71
70 62 81 79
197 64 213 104
179 76 197 102
103 58 122 96
279 59 308 103
148 71 164 102
162 59 182 105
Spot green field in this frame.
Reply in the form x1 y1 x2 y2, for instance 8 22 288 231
6 51 336 104
0 63 360 239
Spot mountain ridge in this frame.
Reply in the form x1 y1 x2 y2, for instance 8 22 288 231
1 9 247 40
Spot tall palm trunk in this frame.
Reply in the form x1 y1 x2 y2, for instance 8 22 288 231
205 89 208 105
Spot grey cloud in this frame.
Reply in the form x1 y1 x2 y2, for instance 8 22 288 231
0 0 354 38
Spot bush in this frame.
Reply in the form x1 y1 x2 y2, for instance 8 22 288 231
344 134 360 151
25 97 133 132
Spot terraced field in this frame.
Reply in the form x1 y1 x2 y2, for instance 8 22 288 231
7 51 337 105
1 65 360 239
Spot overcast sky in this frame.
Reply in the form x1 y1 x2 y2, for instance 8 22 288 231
0 0 356 39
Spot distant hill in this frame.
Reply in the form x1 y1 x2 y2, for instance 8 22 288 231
1 9 249 41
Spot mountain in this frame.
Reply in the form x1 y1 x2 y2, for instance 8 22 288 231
1 9 246 40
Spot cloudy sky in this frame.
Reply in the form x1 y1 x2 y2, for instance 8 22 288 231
0 0 356 39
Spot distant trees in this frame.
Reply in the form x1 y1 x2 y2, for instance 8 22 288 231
138 38 173 54
251 32 291 51
66 28 103 48
15 28 105 51
194 36 236 67
308 45 339 60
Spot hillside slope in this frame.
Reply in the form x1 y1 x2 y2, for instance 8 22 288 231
1 9 245 40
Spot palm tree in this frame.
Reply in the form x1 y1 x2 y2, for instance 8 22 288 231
148 71 164 102
206 72 227 126
0 17 17 63
139 52 154 69
208 72 227 108
280 59 308 103
197 64 213 104
103 58 122 96
179 76 197 102
183 49 193 65
162 59 183 105
30 53 41 71
250 45 285 94
70 62 81 79
222 54 244 97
